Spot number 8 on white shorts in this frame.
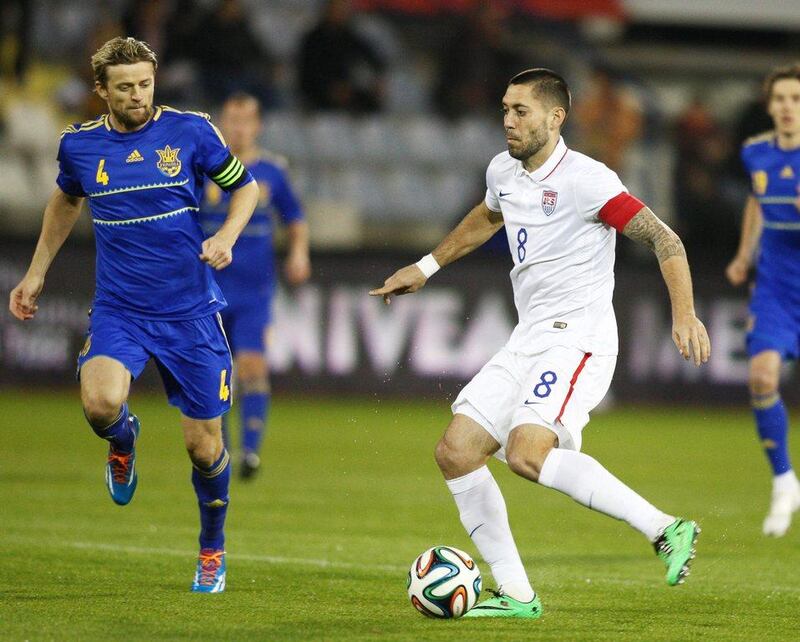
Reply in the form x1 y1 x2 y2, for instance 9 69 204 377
451 345 616 457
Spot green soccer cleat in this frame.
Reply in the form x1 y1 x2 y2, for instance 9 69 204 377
463 589 543 619
653 518 700 586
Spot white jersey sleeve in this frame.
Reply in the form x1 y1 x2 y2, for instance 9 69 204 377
572 161 627 222
484 158 502 213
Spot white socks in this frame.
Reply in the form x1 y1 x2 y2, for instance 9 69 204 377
445 451 674 601
774 469 800 494
446 466 535 602
538 449 674 542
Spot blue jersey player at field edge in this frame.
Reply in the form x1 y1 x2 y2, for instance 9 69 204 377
198 93 311 480
8 37 259 592
726 63 800 537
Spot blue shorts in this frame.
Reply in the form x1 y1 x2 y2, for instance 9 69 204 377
747 286 800 359
218 292 271 354
77 307 233 419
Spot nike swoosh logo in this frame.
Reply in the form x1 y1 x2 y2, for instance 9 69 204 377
523 399 541 405
469 523 484 537
499 191 512 197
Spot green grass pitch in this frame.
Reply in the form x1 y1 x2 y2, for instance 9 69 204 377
2 390 799 641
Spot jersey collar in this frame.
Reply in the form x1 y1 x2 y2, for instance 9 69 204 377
515 136 568 182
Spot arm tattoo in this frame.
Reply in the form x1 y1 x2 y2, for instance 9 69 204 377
622 208 686 263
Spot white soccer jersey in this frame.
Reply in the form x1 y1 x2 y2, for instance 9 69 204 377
485 136 644 356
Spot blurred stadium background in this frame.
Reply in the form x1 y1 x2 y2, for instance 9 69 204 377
2 1 800 640
3 0 800 402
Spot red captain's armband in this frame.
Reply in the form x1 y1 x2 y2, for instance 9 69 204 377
598 192 645 231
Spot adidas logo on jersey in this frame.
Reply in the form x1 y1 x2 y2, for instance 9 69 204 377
781 165 794 179
126 149 144 163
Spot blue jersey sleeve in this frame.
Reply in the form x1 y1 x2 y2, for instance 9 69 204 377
272 166 305 224
195 117 254 192
740 144 755 176
55 135 86 197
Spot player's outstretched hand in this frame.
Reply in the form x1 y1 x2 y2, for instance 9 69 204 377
672 314 711 366
9 274 44 321
725 255 750 287
200 235 233 270
285 252 311 286
369 264 428 305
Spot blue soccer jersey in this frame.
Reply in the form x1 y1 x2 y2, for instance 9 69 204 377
198 151 304 301
741 131 800 356
57 106 254 320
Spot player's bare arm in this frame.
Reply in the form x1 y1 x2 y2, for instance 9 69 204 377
284 220 311 285
622 206 711 366
369 201 503 304
725 195 763 287
200 179 259 270
9 187 84 321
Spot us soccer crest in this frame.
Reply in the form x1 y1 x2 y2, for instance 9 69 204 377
155 144 182 177
542 190 558 216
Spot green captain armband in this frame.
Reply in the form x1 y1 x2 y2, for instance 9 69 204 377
209 154 249 191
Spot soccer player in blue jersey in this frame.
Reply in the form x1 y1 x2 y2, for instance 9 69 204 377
198 93 310 479
8 37 259 590
726 63 800 536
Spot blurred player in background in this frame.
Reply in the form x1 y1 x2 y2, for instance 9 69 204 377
372 69 710 618
198 93 310 480
726 63 800 537
8 37 259 592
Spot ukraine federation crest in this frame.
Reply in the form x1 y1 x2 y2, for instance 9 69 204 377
542 190 558 216
155 144 182 177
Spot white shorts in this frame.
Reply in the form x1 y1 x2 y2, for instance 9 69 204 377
451 345 616 459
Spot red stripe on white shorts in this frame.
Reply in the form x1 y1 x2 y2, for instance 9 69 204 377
555 352 593 424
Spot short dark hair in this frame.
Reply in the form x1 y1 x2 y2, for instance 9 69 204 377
508 68 571 116
763 63 800 102
223 91 263 118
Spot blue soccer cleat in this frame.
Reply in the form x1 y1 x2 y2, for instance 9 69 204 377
191 549 226 593
105 414 140 506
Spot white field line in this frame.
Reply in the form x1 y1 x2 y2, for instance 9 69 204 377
13 538 800 595
65 540 407 573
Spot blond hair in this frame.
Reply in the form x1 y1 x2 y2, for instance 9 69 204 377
91 36 158 86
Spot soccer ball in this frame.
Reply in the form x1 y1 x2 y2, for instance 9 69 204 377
407 545 482 618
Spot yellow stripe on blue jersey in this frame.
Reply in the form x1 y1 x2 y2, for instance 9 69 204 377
92 206 199 226
60 116 106 138
742 130 775 148
159 105 210 120
87 178 189 198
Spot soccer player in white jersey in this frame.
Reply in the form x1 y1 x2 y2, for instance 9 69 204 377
370 68 711 618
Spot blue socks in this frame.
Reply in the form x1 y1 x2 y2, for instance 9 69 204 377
89 403 134 453
752 393 792 476
241 391 270 455
192 449 231 550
